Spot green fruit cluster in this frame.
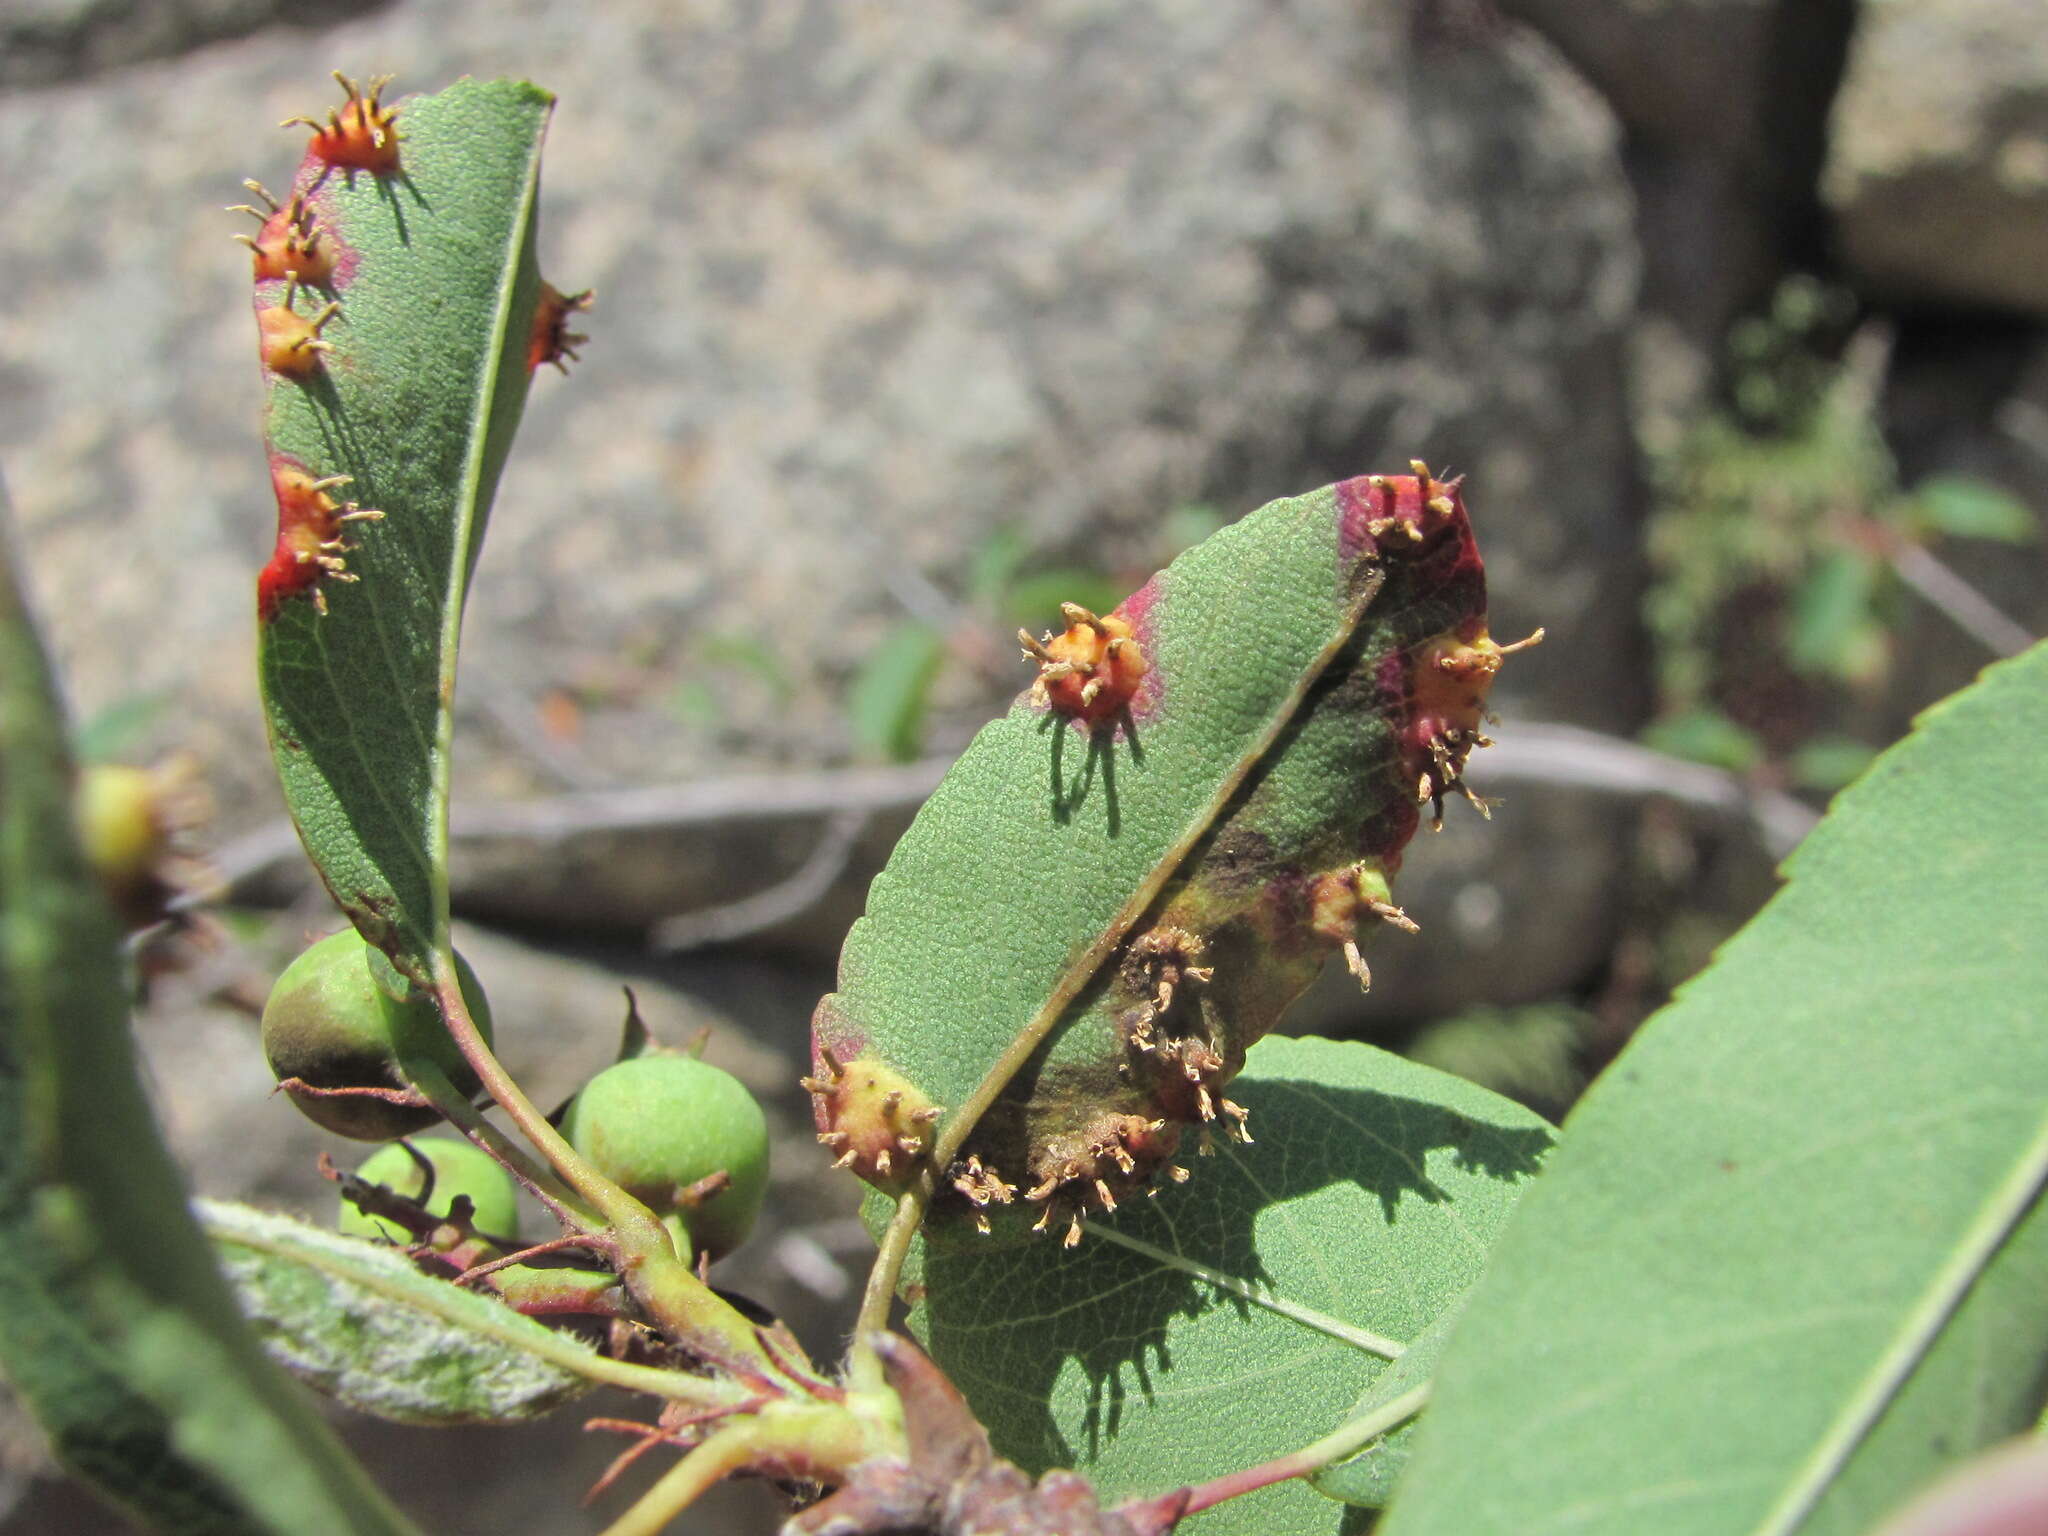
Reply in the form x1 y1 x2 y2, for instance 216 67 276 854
561 1056 770 1262
261 929 492 1141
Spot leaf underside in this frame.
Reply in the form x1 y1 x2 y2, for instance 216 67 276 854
902 1035 1554 1536
1382 642 2048 1536
200 1200 593 1425
257 77 553 978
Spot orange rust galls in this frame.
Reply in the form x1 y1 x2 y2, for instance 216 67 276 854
284 72 401 177
257 275 340 379
1018 603 1148 724
805 1050 941 1188
1403 623 1544 828
1307 858 1417 992
1018 1111 1187 1246
1337 459 1479 557
1119 925 1214 1041
257 461 385 620
229 181 333 285
528 283 593 375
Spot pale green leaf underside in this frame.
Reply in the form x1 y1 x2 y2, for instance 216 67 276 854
201 1201 593 1425
904 1035 1554 1536
0 536 415 1535
259 78 552 974
1383 642 2048 1536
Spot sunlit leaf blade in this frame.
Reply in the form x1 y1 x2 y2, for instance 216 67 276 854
257 78 553 976
1382 642 2048 1536
200 1201 593 1425
0 534 416 1535
817 473 1513 1227
902 1036 1553 1536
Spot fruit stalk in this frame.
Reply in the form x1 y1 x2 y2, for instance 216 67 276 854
424 966 778 1379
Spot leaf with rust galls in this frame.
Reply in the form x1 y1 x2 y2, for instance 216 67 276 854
812 465 1538 1246
252 76 559 980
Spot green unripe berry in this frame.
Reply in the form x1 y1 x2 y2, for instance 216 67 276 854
261 929 493 1141
76 765 166 892
339 1137 519 1243
560 1056 770 1262
73 759 205 929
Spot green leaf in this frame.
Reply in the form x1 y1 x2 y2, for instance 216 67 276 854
1404 1004 1587 1110
902 1036 1553 1535
1788 547 1880 679
71 691 167 764
0 530 416 1534
199 1201 594 1425
1908 475 2038 544
1788 734 1879 795
816 474 1512 1226
1381 642 2048 1536
967 525 1031 609
849 621 947 762
1003 569 1127 633
257 78 554 978
1641 709 1764 773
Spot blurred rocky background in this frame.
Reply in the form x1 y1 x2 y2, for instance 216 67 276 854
1 0 2043 1529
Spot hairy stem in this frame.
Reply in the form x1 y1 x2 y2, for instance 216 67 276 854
595 1397 901 1536
202 1207 733 1407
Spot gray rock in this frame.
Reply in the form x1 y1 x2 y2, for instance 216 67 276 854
1826 0 2048 316
1495 0 1855 343
0 0 389 92
2 0 1639 1031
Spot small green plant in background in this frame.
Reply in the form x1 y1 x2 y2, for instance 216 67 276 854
1643 275 2037 793
671 629 796 735
1402 1003 1590 1121
2 73 2045 1536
